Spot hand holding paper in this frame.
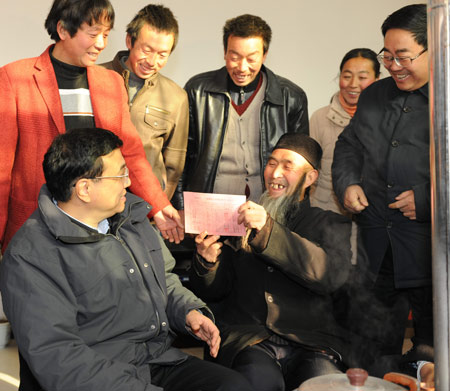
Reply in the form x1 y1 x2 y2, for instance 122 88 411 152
237 201 268 232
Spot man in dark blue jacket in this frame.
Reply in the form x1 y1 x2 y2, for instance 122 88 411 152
0 128 252 391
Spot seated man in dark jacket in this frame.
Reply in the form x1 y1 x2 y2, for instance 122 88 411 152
0 128 253 391
190 133 353 391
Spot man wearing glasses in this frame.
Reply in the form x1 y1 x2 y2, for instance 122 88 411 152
332 4 433 373
0 128 253 391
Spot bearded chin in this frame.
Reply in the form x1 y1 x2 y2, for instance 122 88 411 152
259 191 290 226
259 172 307 225
239 173 306 252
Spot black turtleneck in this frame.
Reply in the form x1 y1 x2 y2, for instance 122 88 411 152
50 49 95 130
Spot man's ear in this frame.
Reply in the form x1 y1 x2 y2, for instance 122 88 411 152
304 169 319 189
125 34 133 51
56 21 69 41
262 50 268 64
74 179 92 203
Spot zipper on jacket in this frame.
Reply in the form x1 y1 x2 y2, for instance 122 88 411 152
108 207 162 335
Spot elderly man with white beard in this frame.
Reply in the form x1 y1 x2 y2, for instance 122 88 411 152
189 133 354 391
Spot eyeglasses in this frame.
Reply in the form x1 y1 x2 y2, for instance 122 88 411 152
72 167 130 187
377 48 427 67
94 167 130 183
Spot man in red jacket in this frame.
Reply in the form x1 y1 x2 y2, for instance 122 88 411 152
0 0 183 252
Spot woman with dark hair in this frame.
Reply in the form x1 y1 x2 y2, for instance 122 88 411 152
309 48 380 263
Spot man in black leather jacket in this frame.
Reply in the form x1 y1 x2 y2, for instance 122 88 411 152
172 14 308 209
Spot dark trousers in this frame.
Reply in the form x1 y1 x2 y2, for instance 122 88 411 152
150 355 253 391
371 245 433 355
347 245 434 375
231 340 346 391
19 353 253 391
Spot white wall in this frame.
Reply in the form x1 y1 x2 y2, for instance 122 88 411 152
1 0 416 115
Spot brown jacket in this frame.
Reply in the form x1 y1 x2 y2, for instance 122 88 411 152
103 51 189 199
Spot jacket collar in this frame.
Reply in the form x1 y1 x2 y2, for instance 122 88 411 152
34 45 66 135
205 65 285 105
284 195 311 229
326 92 351 126
418 82 429 99
37 184 150 244
34 45 135 135
110 50 159 88
385 76 429 100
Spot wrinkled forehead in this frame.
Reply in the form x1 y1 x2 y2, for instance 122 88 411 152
268 148 310 167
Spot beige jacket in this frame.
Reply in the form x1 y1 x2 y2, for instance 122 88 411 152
310 93 358 264
310 92 351 214
103 51 189 200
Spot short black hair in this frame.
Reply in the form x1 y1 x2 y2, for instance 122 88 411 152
339 48 381 78
223 14 272 54
381 4 427 49
126 4 179 51
43 128 123 202
45 0 115 42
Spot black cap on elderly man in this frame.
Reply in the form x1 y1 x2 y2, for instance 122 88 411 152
272 133 322 169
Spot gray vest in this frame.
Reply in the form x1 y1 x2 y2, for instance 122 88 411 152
213 74 267 202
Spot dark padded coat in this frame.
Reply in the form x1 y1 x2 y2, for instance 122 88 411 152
332 77 431 289
190 197 353 367
0 186 209 391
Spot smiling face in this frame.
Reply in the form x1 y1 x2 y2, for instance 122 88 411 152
264 148 314 199
339 57 378 107
224 35 267 86
125 23 174 79
382 28 428 91
52 20 111 67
